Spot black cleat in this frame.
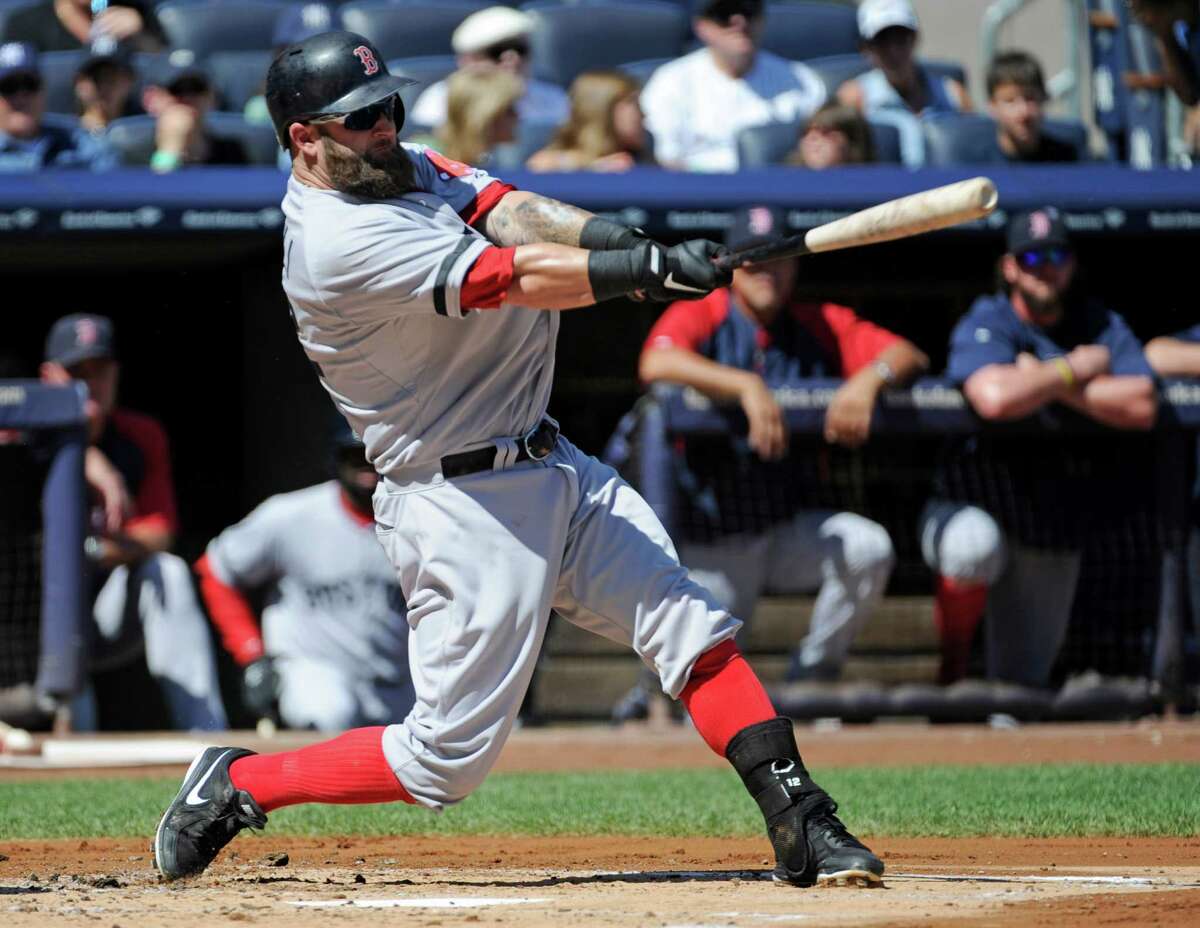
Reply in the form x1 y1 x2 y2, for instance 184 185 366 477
153 746 267 880
726 718 883 888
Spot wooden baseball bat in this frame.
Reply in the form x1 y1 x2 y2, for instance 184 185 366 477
715 176 999 270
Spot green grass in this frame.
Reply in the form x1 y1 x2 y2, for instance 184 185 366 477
2 764 1197 840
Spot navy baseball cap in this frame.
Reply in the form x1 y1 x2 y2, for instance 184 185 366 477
45 314 116 367
273 2 335 48
144 49 211 94
0 42 38 81
1006 206 1071 255
698 0 765 21
726 205 786 252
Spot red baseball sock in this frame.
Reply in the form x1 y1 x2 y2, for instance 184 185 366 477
680 639 777 756
934 576 988 685
229 726 414 813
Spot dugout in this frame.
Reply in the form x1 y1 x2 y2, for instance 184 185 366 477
2 164 1198 720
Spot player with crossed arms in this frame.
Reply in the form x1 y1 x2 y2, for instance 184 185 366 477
153 31 884 889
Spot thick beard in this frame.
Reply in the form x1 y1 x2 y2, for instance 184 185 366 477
322 134 417 200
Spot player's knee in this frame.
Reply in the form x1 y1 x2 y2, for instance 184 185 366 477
833 515 895 578
921 502 1005 584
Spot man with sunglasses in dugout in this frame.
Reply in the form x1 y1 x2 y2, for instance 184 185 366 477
0 41 113 170
918 208 1157 689
150 30 885 890
409 6 567 130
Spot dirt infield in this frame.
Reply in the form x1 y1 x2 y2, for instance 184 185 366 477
2 722 1197 925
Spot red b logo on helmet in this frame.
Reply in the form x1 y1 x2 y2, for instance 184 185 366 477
353 45 379 76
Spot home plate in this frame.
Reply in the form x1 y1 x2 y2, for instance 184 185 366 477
290 897 550 909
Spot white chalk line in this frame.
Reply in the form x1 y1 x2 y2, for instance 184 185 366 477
889 872 1165 886
289 897 550 909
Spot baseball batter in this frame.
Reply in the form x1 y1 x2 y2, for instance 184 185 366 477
154 30 883 889
195 424 412 731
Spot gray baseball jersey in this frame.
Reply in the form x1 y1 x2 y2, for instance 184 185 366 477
281 143 555 475
205 480 408 684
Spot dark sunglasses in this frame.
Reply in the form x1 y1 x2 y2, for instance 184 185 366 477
309 93 401 132
483 39 529 61
0 73 42 96
1017 247 1072 269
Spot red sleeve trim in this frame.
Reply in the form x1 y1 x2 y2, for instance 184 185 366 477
643 290 730 354
111 409 179 534
461 245 516 309
459 180 518 230
817 303 902 377
195 554 264 666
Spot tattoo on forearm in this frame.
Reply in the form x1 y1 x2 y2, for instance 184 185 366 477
487 194 593 247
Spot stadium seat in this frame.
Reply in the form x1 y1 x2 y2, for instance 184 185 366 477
0 0 35 43
386 54 458 110
616 57 671 86
736 117 903 166
339 0 489 60
488 119 559 169
104 113 279 166
525 1 686 87
38 49 87 116
157 0 293 54
759 1 859 61
921 112 1091 166
802 53 870 98
207 50 274 113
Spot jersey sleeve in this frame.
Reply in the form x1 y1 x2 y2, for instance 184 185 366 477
946 302 1019 384
205 498 284 591
314 204 492 320
404 143 516 229
115 412 178 536
643 293 728 355
1100 311 1155 378
816 303 902 376
195 553 264 666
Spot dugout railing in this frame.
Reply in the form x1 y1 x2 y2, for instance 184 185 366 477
535 379 1198 723
0 381 88 729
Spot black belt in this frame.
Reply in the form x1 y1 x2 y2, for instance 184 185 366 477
440 419 559 480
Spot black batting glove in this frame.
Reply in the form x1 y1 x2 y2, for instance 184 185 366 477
640 239 732 302
241 657 279 719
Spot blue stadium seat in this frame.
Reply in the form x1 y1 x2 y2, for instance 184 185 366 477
921 112 1091 166
488 119 559 169
38 49 87 116
0 0 37 43
526 1 686 86
157 0 293 54
759 1 859 61
802 53 870 97
207 50 274 113
386 54 458 110
736 117 903 167
616 57 671 86
339 0 489 60
104 112 279 165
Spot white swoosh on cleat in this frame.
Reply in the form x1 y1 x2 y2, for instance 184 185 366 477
185 750 233 806
662 272 707 293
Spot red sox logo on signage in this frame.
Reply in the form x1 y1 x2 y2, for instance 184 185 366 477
353 45 379 76
1028 209 1054 241
747 206 776 237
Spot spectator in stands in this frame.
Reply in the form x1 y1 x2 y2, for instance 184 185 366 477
1 0 164 53
638 205 926 688
786 102 875 168
839 0 971 118
244 3 335 127
987 50 1079 163
526 70 651 172
1128 0 1199 106
430 66 521 166
195 422 413 731
142 55 247 172
919 208 1158 688
38 314 227 731
640 0 825 172
0 42 114 170
409 6 568 129
73 51 134 133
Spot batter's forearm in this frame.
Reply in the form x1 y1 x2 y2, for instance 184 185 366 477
505 243 597 309
485 191 595 247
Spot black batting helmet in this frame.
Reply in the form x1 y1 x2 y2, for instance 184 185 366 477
265 31 416 147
